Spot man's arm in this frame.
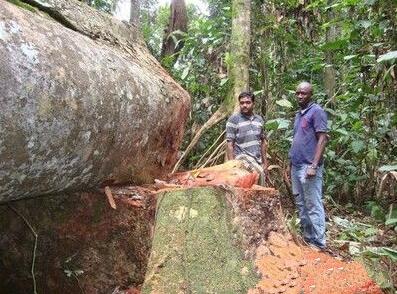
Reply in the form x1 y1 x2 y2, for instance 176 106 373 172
226 141 235 160
306 132 328 177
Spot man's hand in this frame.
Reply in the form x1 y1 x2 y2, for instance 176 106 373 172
306 166 316 178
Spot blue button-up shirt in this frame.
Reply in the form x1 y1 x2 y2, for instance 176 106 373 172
289 103 328 166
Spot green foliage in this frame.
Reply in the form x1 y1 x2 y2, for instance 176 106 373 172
331 215 396 291
141 4 170 58
82 0 114 12
250 0 397 202
363 247 397 262
364 201 397 230
7 0 36 12
379 164 397 172
142 0 396 198
377 50 397 63
141 1 232 168
385 204 397 229
333 216 378 242
365 201 386 222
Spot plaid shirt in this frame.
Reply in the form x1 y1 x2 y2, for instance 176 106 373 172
226 113 265 164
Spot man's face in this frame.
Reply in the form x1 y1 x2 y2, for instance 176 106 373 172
296 84 312 108
239 96 254 115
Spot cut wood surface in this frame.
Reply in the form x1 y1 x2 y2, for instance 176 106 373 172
0 187 157 293
142 187 259 293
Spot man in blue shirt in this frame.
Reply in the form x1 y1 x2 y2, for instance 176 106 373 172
226 92 268 185
289 82 328 249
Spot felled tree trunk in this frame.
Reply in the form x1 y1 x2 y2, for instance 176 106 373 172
0 0 190 203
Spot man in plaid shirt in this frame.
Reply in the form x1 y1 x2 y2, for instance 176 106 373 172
226 92 268 185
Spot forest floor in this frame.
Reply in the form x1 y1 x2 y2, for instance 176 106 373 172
248 232 382 294
275 185 397 294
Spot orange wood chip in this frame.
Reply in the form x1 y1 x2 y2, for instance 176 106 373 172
104 186 117 210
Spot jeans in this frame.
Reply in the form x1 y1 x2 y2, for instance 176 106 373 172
291 164 326 248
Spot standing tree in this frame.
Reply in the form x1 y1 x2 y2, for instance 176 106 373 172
228 0 251 111
323 1 337 102
172 0 252 172
160 0 188 62
130 0 140 26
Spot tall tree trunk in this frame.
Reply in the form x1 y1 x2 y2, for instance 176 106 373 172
324 2 337 102
228 0 251 111
160 0 188 61
130 0 140 27
172 0 252 172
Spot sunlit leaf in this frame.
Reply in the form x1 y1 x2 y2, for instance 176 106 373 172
363 247 397 262
181 67 190 80
351 140 365 153
277 119 290 129
344 55 358 61
335 128 349 136
321 39 349 51
385 218 397 226
265 120 279 130
377 51 397 63
275 99 293 108
220 78 228 86
357 20 371 29
379 165 397 172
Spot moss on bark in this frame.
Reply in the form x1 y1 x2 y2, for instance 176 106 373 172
142 187 258 293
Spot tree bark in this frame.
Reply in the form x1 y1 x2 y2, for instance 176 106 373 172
171 0 251 171
324 3 337 101
0 0 190 203
228 0 251 110
130 0 140 27
160 0 188 61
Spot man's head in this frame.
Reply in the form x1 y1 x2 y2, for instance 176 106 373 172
296 82 313 108
238 92 255 116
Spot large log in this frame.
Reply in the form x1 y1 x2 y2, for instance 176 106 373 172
0 0 190 203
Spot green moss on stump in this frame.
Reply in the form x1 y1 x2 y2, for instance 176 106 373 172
142 187 257 293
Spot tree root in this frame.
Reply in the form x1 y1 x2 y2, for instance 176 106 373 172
195 130 225 168
172 105 229 173
8 204 38 294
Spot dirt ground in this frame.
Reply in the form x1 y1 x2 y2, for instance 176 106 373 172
249 232 382 294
